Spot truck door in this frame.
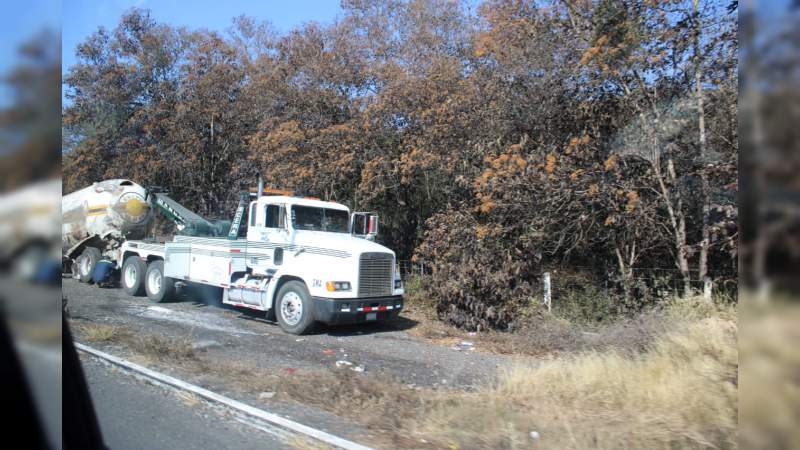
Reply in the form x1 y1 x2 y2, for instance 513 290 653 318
246 202 288 274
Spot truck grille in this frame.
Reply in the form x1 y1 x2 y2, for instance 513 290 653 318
358 253 393 297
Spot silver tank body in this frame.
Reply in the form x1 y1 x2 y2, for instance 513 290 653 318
62 179 154 255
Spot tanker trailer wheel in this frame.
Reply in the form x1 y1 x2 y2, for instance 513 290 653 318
76 247 101 283
145 260 174 303
122 256 146 296
275 281 315 335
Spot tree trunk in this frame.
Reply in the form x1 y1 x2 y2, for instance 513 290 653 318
693 0 712 302
632 75 694 299
655 156 693 298
615 247 633 307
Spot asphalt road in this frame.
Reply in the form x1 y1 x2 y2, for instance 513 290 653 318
81 356 290 450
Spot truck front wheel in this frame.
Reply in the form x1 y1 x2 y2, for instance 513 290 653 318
145 260 175 303
275 281 315 335
122 256 146 296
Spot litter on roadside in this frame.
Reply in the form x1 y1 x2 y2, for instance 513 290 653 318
451 340 475 351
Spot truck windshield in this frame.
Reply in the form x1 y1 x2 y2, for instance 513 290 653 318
291 206 350 233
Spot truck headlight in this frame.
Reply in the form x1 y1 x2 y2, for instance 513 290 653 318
394 279 402 289
326 281 351 292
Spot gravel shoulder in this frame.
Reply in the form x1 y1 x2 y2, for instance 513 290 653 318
63 276 522 446
64 277 512 388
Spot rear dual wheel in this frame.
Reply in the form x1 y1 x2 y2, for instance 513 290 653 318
122 256 146 295
145 260 175 303
121 256 174 303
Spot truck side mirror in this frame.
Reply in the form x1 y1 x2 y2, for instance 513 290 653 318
351 212 379 240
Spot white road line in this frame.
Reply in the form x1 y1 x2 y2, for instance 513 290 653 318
75 343 374 450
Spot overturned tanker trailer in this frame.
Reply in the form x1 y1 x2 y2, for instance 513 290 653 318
62 179 230 280
62 179 154 279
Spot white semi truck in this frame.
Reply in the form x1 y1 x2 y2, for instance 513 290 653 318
65 179 404 335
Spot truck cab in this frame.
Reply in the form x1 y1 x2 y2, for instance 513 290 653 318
113 188 403 334
223 195 403 333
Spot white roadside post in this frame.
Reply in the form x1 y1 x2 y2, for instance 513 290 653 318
543 271 551 313
703 276 713 301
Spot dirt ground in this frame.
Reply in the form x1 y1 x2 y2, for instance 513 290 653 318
63 276 523 447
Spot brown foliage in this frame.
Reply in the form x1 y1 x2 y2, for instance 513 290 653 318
63 1 739 327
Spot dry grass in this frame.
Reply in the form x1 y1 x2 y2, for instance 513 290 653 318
287 435 338 450
412 315 738 450
176 390 201 408
739 298 800 450
205 361 428 435
70 297 738 450
182 304 737 449
72 321 132 343
403 285 734 360
402 293 672 357
71 320 195 362
128 334 196 362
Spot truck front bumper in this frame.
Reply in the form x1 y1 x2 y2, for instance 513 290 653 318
311 295 404 325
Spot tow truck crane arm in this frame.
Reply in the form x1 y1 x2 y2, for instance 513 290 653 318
146 189 229 237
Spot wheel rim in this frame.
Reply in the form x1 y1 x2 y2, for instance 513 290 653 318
80 256 92 276
280 291 303 326
124 264 137 287
148 269 162 295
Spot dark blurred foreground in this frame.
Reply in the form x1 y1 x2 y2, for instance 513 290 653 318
0 4 61 448
739 2 800 449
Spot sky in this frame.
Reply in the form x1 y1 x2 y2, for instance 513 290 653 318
61 0 343 102
0 0 60 107
62 0 343 73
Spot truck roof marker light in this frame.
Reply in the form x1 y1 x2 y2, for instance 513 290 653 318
249 187 294 196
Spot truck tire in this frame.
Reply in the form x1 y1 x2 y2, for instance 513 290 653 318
145 260 174 303
275 281 315 335
122 256 146 296
76 247 101 283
